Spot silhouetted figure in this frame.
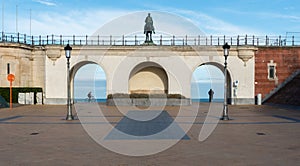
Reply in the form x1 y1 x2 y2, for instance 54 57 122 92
87 91 92 102
208 89 214 102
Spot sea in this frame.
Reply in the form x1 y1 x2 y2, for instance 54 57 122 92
74 98 223 103
74 80 225 103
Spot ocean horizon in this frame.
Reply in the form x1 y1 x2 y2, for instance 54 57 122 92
74 98 224 103
74 80 225 100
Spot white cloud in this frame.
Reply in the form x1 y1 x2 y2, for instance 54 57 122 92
192 79 224 84
219 8 300 23
74 64 106 81
234 9 298 22
33 0 57 6
92 11 205 37
261 12 300 22
170 9 263 35
16 9 129 35
138 4 264 35
5 7 267 36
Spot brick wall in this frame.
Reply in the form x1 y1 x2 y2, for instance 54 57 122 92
255 47 300 99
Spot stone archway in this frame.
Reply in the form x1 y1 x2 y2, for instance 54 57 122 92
192 62 232 104
70 61 107 101
129 62 168 94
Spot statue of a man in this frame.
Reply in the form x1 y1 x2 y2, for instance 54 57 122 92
144 13 155 43
145 13 153 27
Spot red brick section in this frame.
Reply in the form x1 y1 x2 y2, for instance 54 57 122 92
255 47 300 99
267 73 300 105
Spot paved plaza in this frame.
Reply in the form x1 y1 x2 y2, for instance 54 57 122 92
0 103 299 165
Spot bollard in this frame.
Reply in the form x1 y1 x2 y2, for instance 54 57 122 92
257 94 262 105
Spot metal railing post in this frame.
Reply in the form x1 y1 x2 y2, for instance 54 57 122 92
185 35 187 45
279 35 281 46
51 34 54 44
110 35 112 45
73 35 75 45
160 35 162 45
86 35 88 45
60 35 62 45
172 35 175 45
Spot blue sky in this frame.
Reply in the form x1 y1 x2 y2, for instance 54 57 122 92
1 0 300 35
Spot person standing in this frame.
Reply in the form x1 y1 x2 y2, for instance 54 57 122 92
208 89 214 102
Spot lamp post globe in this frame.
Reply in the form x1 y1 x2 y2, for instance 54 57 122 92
64 44 72 58
64 44 74 120
221 42 230 120
223 42 230 58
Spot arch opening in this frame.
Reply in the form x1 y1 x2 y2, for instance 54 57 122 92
72 62 107 102
129 62 168 94
191 62 232 103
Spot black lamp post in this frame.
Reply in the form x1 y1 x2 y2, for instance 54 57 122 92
221 42 230 120
64 44 73 120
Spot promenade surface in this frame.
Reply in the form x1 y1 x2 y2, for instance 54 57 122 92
0 103 299 166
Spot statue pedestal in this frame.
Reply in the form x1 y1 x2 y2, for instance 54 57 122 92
142 41 156 46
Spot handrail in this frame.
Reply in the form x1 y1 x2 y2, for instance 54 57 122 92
0 32 299 47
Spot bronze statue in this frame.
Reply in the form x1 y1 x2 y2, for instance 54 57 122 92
144 13 155 43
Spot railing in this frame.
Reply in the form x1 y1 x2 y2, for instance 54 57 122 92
0 32 299 46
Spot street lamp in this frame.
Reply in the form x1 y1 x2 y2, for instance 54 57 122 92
64 44 73 120
221 42 230 120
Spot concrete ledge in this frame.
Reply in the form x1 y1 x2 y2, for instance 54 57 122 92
107 98 191 106
107 98 132 106
231 98 255 105
44 98 67 105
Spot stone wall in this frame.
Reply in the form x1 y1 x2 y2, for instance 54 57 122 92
1 44 257 105
0 43 45 89
129 66 168 94
255 47 300 99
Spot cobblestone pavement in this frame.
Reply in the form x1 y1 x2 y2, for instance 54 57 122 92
0 103 299 166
